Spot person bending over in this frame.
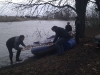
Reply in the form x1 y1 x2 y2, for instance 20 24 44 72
6 35 26 64
51 26 72 56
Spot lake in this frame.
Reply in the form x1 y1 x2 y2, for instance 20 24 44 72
0 20 75 68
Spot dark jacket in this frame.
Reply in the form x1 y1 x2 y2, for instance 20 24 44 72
6 36 25 48
65 25 72 32
53 27 72 43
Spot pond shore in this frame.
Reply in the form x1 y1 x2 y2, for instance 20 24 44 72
0 16 70 22
0 26 100 75
0 16 31 22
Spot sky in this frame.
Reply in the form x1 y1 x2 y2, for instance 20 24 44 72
0 0 96 16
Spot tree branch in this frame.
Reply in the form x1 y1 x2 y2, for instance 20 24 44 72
5 1 76 12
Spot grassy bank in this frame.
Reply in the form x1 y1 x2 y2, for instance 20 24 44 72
0 26 100 75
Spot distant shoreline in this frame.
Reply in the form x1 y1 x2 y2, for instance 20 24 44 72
0 16 30 22
0 16 72 22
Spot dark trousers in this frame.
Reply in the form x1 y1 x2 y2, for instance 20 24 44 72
6 44 21 63
55 38 68 55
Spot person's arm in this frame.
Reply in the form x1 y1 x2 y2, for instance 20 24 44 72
53 34 58 43
20 41 26 47
65 25 67 30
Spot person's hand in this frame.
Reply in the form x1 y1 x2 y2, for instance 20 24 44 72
24 45 31 50
50 42 55 45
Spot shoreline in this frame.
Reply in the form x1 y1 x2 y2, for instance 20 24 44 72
0 16 72 22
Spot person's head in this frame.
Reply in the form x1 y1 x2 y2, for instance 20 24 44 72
51 26 57 32
19 35 25 41
67 22 70 25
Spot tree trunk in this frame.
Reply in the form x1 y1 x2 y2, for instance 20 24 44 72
75 0 89 37
99 11 100 27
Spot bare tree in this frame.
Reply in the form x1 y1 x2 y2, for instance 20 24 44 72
3 0 76 16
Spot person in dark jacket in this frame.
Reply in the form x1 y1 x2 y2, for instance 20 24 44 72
6 35 26 64
51 26 72 56
75 17 81 44
65 22 72 34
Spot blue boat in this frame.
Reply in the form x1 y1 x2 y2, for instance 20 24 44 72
31 38 76 55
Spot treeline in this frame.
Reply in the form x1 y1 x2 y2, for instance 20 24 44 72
0 16 29 22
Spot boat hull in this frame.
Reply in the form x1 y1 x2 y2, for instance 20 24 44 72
31 38 76 55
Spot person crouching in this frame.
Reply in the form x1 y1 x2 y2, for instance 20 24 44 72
6 35 26 64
